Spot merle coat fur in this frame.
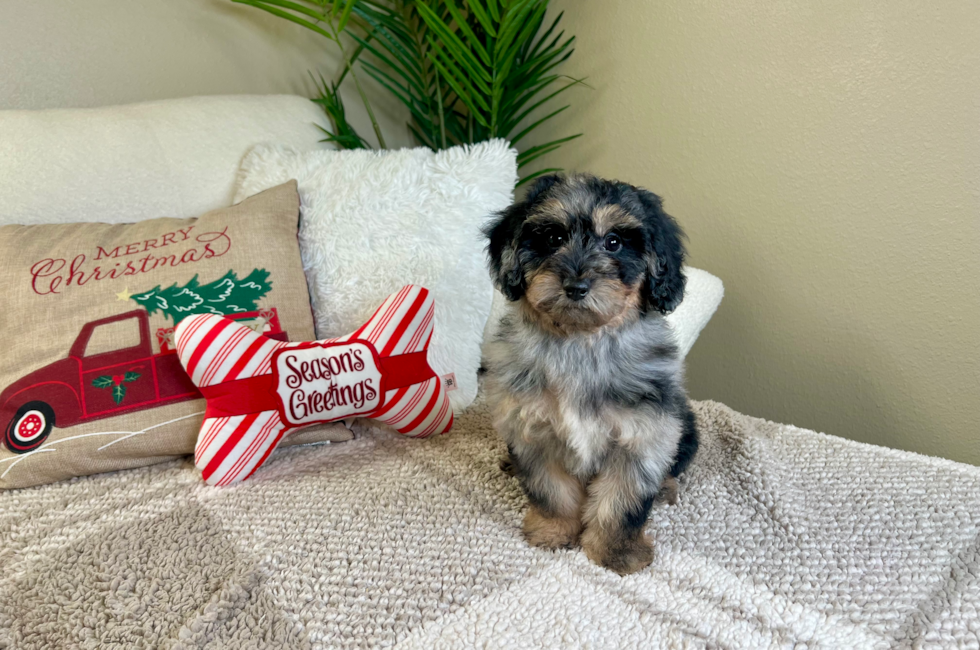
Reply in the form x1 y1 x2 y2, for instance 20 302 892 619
483 173 698 575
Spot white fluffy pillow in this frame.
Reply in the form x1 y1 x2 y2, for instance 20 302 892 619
235 140 518 411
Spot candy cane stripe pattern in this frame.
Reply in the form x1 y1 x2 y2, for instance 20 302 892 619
174 285 454 486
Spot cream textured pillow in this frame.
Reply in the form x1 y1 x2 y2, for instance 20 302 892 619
0 95 328 225
0 182 349 490
235 140 518 410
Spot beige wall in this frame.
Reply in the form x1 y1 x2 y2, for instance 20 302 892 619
534 1 980 463
0 0 409 146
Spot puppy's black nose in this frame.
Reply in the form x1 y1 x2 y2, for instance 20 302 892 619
563 279 591 301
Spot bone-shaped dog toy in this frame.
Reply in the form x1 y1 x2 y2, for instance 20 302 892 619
174 285 454 486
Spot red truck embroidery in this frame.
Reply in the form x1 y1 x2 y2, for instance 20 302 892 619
1 308 286 454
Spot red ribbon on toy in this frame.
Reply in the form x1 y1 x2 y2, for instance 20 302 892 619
199 350 434 419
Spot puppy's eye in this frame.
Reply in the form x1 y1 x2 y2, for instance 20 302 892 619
547 232 565 249
603 233 622 252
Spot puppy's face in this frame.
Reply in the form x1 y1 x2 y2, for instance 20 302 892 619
486 174 687 334
520 200 646 331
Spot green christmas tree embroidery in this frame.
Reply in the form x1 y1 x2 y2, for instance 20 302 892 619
130 269 273 325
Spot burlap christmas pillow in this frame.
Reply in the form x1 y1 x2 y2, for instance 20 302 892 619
0 181 350 489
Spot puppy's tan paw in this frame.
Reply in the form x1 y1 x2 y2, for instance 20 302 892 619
581 527 654 575
523 506 582 549
654 476 679 506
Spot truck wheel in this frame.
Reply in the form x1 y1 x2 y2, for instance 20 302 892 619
4 402 55 454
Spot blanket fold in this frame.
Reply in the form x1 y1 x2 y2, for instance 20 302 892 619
1 397 977 649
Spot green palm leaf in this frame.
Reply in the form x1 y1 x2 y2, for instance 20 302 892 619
517 166 562 187
440 0 491 65
311 73 371 149
508 104 569 147
466 0 497 37
231 0 336 40
230 0 585 180
415 3 490 82
337 0 358 30
501 76 585 135
486 0 500 22
516 133 582 167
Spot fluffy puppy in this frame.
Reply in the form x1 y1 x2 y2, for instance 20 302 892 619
483 173 698 575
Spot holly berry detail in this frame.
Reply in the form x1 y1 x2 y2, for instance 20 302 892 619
92 372 141 405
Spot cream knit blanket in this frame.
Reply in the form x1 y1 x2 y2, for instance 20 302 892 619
2 396 978 649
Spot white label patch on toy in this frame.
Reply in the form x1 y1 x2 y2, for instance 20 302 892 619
273 341 383 427
442 373 458 391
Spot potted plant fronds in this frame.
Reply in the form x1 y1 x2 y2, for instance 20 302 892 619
232 0 583 185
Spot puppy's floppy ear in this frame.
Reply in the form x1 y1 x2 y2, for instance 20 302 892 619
634 187 687 314
484 174 563 301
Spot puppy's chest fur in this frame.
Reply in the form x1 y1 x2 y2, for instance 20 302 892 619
486 309 685 476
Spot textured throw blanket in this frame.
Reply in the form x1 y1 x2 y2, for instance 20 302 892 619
2 395 978 649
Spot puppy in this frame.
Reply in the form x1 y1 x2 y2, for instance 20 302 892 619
483 173 698 575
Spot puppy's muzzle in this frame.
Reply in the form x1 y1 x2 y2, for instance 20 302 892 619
563 278 591 301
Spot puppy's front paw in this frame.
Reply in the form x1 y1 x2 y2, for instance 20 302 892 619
523 506 582 549
654 476 679 506
581 527 654 575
